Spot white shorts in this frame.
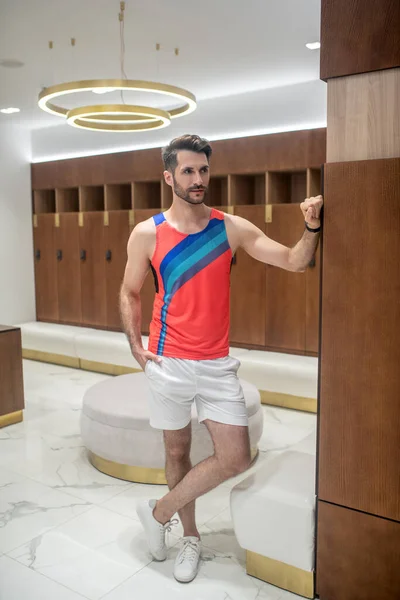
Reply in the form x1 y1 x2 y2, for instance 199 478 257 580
144 355 248 430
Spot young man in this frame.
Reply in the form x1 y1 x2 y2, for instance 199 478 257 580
119 134 323 583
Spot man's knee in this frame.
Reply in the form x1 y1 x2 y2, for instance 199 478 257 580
218 451 251 478
165 443 191 463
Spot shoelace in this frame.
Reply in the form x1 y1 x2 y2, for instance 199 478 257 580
159 518 179 546
164 518 179 533
178 539 201 565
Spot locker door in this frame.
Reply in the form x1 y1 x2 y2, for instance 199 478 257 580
230 206 267 347
33 214 59 322
55 213 82 325
79 212 107 327
104 211 130 330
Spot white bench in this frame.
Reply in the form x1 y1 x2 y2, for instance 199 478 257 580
230 440 316 599
17 321 318 412
81 372 264 485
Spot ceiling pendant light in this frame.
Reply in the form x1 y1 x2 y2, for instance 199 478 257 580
38 2 196 132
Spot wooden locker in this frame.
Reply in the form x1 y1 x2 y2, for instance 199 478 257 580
104 211 131 331
305 245 321 354
55 213 82 325
316 501 400 600
318 159 400 521
230 206 267 347
305 167 322 354
33 214 59 322
79 212 107 328
265 204 306 353
133 209 160 335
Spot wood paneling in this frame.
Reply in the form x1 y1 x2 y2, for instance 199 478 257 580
211 129 326 175
55 214 82 325
265 205 306 352
132 182 161 210
133 209 159 334
230 206 266 347
306 168 322 354
55 188 79 213
316 501 400 600
31 129 326 190
79 212 107 328
327 69 400 163
33 214 59 321
0 328 24 417
104 211 130 330
320 0 400 80
207 177 228 207
305 245 320 354
318 159 400 521
229 175 266 206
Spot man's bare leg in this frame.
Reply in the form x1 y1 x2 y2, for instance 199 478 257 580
163 423 200 539
153 420 251 525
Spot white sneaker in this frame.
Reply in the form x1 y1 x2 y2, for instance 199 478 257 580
174 536 202 583
137 499 178 561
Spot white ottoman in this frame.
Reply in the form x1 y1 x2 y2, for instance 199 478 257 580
81 372 263 485
230 450 316 599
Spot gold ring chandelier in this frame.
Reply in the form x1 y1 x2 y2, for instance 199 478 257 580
38 2 197 132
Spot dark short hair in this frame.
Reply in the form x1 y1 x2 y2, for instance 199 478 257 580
162 134 212 173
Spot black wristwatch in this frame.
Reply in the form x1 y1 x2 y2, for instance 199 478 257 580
305 222 321 233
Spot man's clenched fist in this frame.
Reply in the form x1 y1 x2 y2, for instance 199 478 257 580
301 195 323 229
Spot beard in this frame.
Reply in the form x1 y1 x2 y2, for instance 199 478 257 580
172 177 208 205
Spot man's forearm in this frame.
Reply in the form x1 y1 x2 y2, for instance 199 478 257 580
119 288 144 356
289 228 320 272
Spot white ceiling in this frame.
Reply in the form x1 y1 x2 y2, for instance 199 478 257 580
0 0 326 160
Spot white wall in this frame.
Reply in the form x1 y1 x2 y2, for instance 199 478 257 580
0 123 35 324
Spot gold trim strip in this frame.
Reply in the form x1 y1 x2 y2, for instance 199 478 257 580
55 213 60 227
0 410 23 429
79 212 84 227
88 451 168 484
104 211 109 226
80 359 141 376
88 447 259 485
22 349 80 369
33 215 38 228
246 550 314 599
265 204 272 223
129 210 134 227
259 390 317 413
227 205 234 215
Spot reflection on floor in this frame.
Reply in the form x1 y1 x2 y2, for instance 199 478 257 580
0 360 316 600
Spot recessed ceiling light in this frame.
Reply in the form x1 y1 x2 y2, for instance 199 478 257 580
306 42 321 50
0 107 20 114
0 59 24 68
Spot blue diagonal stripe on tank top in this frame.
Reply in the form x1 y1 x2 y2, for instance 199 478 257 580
159 218 222 281
156 219 230 355
170 240 230 296
164 228 227 294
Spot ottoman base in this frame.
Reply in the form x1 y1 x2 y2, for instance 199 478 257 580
88 447 259 485
246 550 314 599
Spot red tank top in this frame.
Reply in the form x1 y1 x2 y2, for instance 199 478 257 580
148 208 233 360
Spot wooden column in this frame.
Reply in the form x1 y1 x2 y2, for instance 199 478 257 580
316 2 400 599
0 326 25 428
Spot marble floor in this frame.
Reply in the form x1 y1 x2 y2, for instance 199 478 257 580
0 360 317 600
